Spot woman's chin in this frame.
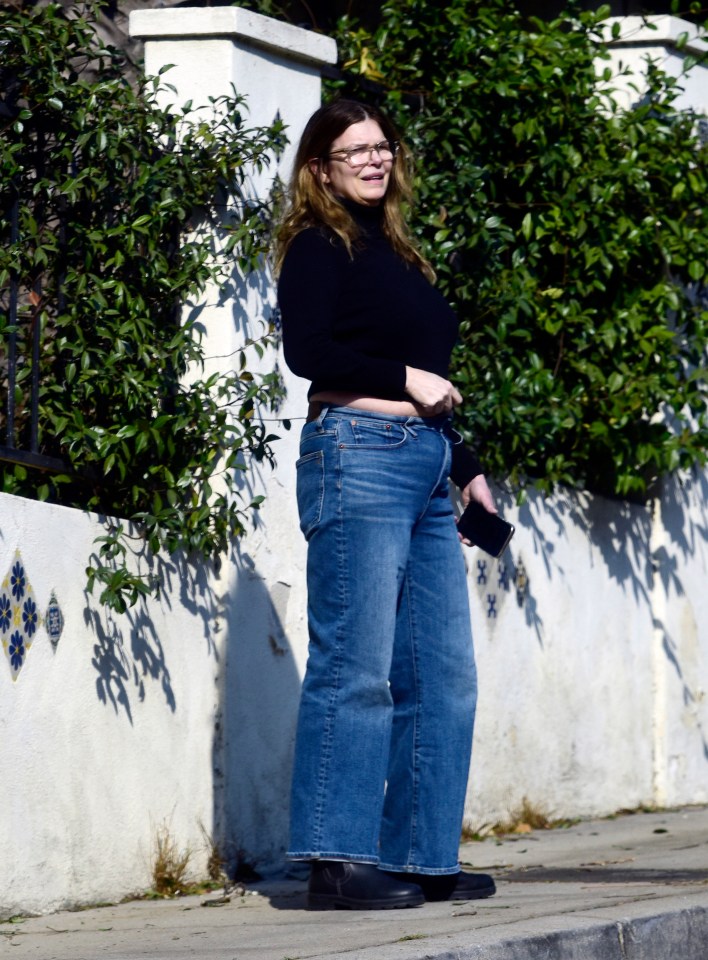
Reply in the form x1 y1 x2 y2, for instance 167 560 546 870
357 188 387 206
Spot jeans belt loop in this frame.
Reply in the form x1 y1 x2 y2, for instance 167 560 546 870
306 401 330 427
404 416 418 439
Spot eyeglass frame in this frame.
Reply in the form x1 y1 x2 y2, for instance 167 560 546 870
320 139 399 168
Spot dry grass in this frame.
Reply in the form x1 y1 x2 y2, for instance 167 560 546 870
198 821 226 883
462 796 578 841
151 823 192 896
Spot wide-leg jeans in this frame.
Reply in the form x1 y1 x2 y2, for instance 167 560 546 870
287 406 477 875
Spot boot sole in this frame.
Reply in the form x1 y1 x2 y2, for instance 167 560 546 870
447 886 496 901
307 893 425 910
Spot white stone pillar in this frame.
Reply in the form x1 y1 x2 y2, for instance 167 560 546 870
128 7 336 376
604 16 708 111
129 8 337 871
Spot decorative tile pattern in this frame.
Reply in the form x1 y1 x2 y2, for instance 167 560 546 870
1 551 39 681
474 552 513 619
45 592 65 649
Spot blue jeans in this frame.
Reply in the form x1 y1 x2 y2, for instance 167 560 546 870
287 406 477 875
288 407 477 874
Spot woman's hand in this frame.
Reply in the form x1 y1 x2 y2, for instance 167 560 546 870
405 366 462 414
458 474 497 545
461 473 496 511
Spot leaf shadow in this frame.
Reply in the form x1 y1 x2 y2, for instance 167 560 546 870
85 537 223 724
511 469 708 771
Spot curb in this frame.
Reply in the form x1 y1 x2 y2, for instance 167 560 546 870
315 901 708 960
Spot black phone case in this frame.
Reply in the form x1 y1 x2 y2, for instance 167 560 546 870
457 501 515 558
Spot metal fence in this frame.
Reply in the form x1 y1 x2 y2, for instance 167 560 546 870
1 190 67 475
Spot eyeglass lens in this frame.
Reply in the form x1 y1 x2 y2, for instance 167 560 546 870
343 141 396 166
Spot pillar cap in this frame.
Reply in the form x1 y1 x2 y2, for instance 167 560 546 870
606 15 708 57
129 7 337 67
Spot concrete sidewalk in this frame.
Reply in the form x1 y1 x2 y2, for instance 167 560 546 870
3 806 708 960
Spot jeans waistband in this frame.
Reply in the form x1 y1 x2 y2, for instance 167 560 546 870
306 401 462 443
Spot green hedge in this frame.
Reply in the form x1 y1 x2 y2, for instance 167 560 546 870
331 0 708 501
0 2 284 609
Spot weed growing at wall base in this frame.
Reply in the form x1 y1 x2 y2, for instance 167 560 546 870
151 823 192 897
462 796 579 840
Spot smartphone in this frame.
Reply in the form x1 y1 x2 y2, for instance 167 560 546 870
457 501 515 558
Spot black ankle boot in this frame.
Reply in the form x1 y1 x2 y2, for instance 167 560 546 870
386 868 496 902
307 861 425 910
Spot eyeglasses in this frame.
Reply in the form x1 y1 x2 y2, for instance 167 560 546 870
324 140 399 168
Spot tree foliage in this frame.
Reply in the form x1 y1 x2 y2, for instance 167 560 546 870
332 0 708 501
0 2 284 609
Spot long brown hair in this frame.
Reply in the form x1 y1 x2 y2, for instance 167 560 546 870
274 99 434 281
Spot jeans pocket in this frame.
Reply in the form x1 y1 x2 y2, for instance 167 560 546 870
344 419 408 449
296 449 325 540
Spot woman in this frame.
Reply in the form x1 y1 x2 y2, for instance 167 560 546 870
276 99 497 910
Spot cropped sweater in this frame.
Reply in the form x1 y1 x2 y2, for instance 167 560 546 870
277 201 482 488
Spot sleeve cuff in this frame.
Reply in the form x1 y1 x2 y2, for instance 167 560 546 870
450 443 484 489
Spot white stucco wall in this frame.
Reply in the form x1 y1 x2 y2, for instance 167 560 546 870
0 495 223 916
651 471 708 807
464 474 708 830
1 10 706 919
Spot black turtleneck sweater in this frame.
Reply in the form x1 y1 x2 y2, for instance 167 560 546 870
278 201 482 487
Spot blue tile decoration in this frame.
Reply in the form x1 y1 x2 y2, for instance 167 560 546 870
7 630 25 674
0 594 11 633
22 596 38 637
473 552 514 619
10 558 25 601
1 550 39 681
45 592 64 649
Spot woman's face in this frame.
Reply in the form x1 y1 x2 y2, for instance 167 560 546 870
317 119 393 207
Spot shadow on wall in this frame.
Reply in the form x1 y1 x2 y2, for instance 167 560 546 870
215 543 301 878
656 469 708 765
518 486 653 605
85 540 224 724
512 467 706 612
519 468 707 604
513 467 708 772
209 235 302 878
496 468 705 649
467 481 653 646
657 468 708 585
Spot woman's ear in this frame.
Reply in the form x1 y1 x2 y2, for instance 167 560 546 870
309 158 330 185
